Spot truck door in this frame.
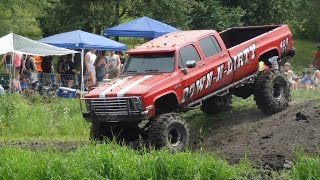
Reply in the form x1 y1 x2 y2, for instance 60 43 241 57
178 44 208 104
198 35 234 92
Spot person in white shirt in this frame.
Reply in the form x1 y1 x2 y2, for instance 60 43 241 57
106 51 121 79
84 49 97 86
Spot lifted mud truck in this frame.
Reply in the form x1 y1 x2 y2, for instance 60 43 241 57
81 25 295 151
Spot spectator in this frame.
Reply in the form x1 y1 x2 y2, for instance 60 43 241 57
283 62 298 90
22 55 38 83
302 64 316 76
314 45 320 70
34 55 43 72
0 52 13 74
20 75 34 95
42 56 54 74
268 56 279 69
117 51 126 65
14 52 22 73
60 54 79 88
41 56 54 85
106 51 121 79
300 70 316 89
94 56 107 86
11 73 22 94
313 70 320 87
57 55 67 74
84 49 97 86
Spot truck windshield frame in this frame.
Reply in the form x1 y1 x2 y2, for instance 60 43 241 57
123 52 175 73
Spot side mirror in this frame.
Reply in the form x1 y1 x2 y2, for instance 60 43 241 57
186 60 197 68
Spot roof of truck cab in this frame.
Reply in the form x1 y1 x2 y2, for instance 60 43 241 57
128 30 216 54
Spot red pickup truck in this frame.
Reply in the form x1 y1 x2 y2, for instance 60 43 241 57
81 25 295 150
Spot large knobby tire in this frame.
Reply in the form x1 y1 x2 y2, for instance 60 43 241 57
200 95 232 115
148 113 189 151
254 69 290 115
90 123 140 142
90 123 112 141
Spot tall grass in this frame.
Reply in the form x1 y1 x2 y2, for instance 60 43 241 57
286 154 320 180
0 94 89 140
0 144 253 180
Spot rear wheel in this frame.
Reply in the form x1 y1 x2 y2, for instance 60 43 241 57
200 95 232 115
254 69 290 115
147 113 189 151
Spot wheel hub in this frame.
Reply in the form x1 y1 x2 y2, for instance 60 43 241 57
273 81 284 100
168 128 182 147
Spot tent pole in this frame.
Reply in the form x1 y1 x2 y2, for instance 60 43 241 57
81 49 84 98
10 52 15 94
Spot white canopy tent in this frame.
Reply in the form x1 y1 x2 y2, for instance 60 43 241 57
0 33 78 93
0 33 78 56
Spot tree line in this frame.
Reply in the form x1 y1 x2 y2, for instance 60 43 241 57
0 0 319 41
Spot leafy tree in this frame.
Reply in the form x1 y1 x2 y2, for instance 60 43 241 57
190 0 244 31
127 0 195 29
0 0 46 38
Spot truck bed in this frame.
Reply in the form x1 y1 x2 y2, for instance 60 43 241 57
220 25 280 49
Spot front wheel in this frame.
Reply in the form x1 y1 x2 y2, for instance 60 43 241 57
254 69 290 115
147 113 189 151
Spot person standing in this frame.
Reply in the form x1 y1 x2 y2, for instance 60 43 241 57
94 56 107 86
14 52 22 72
106 51 121 79
0 53 13 74
22 55 38 83
60 54 79 88
314 45 320 70
84 49 97 86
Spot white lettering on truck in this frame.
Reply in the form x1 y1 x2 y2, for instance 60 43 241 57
181 43 256 103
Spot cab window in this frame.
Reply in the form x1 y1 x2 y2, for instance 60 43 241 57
199 36 222 58
178 45 201 68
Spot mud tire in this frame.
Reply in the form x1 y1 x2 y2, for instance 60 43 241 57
147 113 189 151
90 123 112 141
254 69 290 115
200 95 232 115
90 123 140 142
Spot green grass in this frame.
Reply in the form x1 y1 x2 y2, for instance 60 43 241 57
289 154 320 180
0 94 89 140
291 39 317 72
0 144 254 180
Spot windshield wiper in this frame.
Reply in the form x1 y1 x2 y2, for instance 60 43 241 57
123 70 138 73
145 69 159 72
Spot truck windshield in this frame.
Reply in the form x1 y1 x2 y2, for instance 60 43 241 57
123 52 175 73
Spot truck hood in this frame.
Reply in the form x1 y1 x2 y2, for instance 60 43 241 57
86 74 168 98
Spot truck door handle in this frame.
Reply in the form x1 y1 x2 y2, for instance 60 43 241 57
220 53 227 58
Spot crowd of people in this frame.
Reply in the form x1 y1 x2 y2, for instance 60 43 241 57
0 45 319 95
0 50 125 95
283 45 320 90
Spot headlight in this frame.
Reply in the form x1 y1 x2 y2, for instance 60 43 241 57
130 97 143 111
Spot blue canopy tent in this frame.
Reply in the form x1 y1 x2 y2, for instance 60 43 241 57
103 16 178 38
39 30 127 96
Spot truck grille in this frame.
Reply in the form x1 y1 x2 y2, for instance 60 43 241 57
87 97 142 116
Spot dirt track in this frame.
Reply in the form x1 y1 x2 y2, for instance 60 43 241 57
1 100 319 170
195 100 320 169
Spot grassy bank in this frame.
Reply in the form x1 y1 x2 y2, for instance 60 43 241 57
0 94 89 140
0 143 319 179
0 144 253 180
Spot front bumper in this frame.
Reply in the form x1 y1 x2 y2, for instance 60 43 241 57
80 97 148 123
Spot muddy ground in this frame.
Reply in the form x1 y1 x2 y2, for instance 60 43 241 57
1 100 319 170
191 100 320 170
